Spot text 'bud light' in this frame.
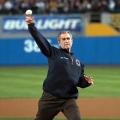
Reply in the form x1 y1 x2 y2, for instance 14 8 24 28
3 15 84 32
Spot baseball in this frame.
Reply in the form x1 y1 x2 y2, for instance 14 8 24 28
25 9 32 15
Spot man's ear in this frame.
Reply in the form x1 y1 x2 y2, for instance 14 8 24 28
58 40 60 44
58 41 61 47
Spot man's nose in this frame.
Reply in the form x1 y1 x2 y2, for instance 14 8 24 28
65 38 70 42
65 39 69 42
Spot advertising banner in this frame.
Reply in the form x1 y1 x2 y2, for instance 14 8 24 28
2 15 83 33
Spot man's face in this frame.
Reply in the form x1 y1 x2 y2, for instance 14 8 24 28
58 32 73 50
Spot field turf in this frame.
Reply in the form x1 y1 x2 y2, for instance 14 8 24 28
0 65 120 120
0 65 120 98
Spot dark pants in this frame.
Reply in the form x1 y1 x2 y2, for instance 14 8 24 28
34 91 81 120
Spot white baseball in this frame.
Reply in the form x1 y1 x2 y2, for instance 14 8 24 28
25 9 32 15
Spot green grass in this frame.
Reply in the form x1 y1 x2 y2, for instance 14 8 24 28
80 65 120 97
0 65 120 98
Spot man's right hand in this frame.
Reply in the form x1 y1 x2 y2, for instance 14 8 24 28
25 16 34 24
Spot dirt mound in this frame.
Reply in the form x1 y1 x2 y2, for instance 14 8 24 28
0 97 120 118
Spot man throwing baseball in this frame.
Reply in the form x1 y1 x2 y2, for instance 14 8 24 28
25 11 93 120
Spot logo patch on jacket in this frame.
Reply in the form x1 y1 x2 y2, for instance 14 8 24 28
76 59 80 66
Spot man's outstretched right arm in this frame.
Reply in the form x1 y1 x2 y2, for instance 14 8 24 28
25 16 52 57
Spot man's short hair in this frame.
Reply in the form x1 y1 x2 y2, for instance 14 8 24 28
57 31 72 41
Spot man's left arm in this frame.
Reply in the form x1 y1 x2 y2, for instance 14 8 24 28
77 64 93 88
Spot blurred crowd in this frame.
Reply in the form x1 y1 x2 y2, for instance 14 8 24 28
0 0 120 15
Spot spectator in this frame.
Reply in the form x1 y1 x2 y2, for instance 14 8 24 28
82 0 92 12
108 0 115 12
48 0 58 13
0 0 5 14
0 0 120 14
20 0 30 13
115 0 120 12
35 0 46 13
57 0 65 13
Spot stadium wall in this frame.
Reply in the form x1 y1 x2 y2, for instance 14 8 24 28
0 36 120 65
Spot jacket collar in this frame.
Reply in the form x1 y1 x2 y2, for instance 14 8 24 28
60 48 73 55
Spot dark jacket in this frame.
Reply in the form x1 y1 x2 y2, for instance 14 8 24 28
28 23 91 99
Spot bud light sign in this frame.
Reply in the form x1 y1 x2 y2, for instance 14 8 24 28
2 15 84 32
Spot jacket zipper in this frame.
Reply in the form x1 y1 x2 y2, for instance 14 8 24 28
68 54 73 64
